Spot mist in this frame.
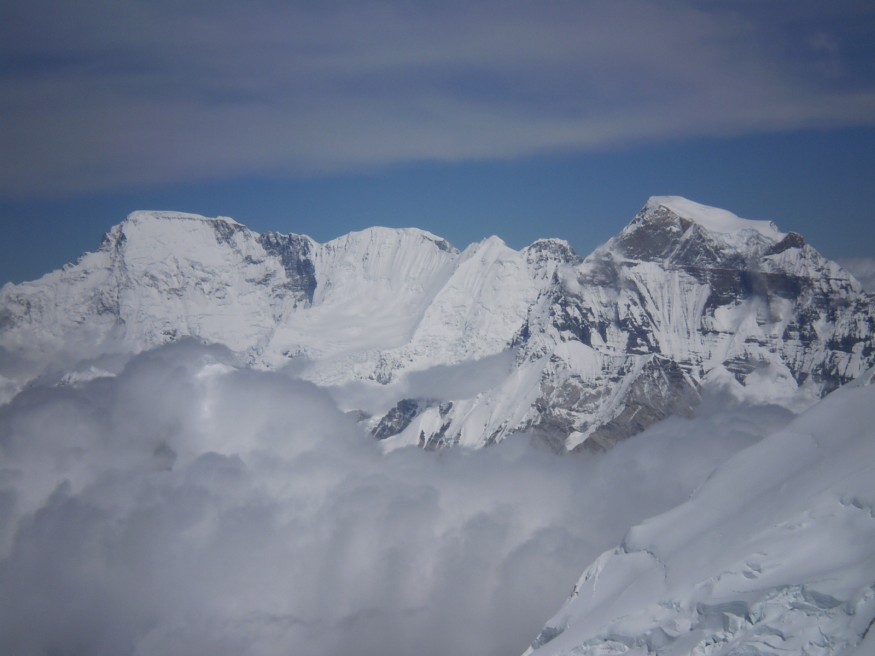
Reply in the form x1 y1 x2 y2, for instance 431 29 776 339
0 341 791 656
323 350 517 416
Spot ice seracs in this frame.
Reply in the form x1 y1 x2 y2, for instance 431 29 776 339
523 368 875 656
1 197 873 450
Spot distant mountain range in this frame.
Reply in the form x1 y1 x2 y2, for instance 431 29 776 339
2 196 873 450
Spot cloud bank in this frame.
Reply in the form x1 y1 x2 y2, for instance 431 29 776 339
2 1 875 197
0 341 792 655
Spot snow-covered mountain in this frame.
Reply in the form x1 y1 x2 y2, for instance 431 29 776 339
2 197 873 450
523 367 875 656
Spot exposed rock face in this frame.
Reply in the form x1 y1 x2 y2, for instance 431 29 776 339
2 197 873 450
256 232 318 304
373 399 426 440
573 357 701 452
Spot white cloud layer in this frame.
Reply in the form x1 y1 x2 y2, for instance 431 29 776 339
0 341 793 655
2 1 875 197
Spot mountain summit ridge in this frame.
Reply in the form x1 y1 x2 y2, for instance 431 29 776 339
642 195 784 239
2 197 873 450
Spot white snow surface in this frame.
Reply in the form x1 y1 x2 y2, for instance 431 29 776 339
524 369 875 656
646 196 785 240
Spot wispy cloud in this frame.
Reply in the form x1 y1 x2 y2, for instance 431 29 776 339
2 0 875 197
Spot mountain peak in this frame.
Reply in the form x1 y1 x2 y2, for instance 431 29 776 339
608 196 787 264
322 226 457 255
524 238 581 268
644 196 784 240
124 210 243 227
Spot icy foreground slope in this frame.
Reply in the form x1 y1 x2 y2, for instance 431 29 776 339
524 369 875 656
1 197 873 449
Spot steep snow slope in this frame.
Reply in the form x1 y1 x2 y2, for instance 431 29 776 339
264 227 460 383
0 212 298 370
524 368 875 656
0 217 460 387
2 198 873 449
362 237 571 385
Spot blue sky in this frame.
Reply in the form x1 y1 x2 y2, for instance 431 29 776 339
2 0 875 284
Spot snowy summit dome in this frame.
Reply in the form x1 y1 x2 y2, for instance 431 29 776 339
645 196 784 240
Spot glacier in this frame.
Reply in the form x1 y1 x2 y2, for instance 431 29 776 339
524 367 875 656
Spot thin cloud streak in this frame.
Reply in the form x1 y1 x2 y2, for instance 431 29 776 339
2 1 875 197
